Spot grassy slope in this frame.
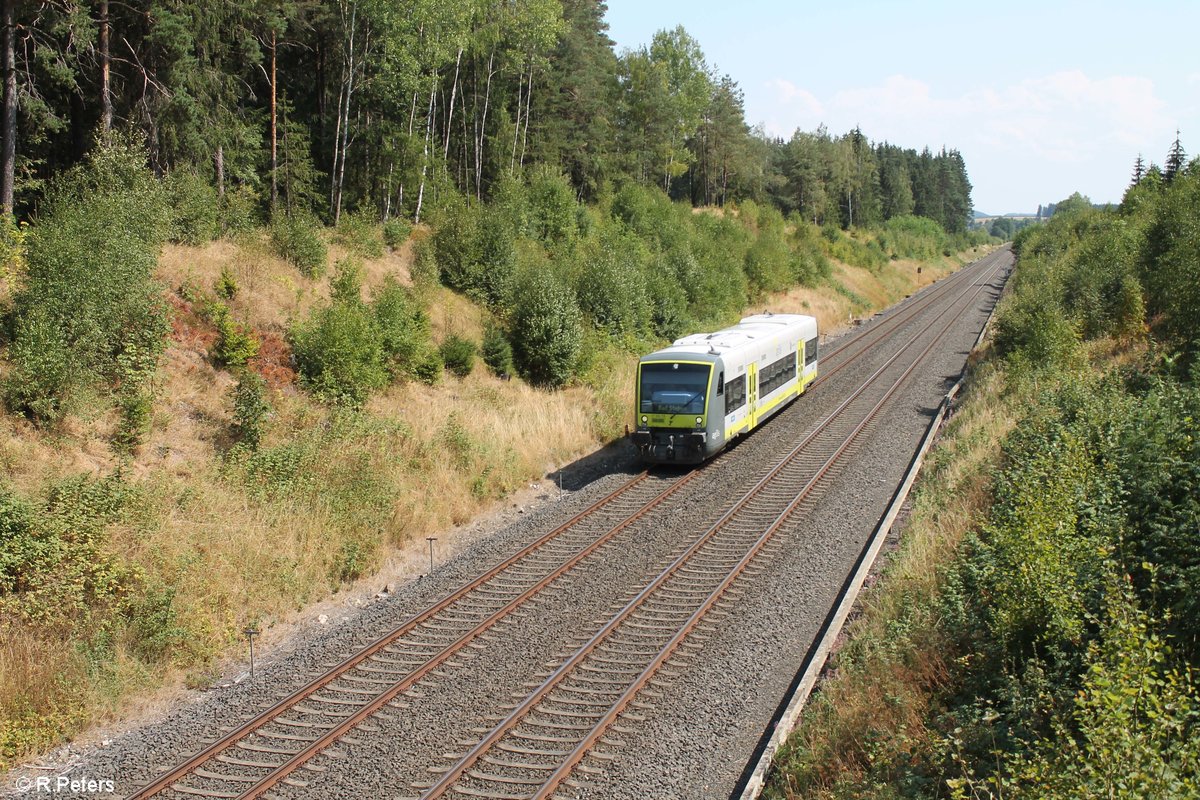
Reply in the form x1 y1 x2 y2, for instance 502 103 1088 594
0 229 990 769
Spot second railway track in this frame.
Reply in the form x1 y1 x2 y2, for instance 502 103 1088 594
117 248 1011 800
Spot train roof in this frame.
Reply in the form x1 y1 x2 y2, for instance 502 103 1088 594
640 313 817 361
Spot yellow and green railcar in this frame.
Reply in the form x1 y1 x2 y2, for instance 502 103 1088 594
631 313 819 465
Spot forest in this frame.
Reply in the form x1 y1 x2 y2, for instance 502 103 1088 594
0 0 972 232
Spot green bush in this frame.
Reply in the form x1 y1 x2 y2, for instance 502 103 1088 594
382 217 411 249
439 335 476 378
433 202 516 306
3 135 171 426
881 214 946 260
216 265 238 300
576 238 649 337
329 258 364 305
372 277 431 378
333 208 384 259
526 169 579 246
166 170 219 245
413 347 444 385
3 306 76 424
510 270 582 387
229 371 270 449
291 301 387 406
271 212 327 277
218 185 261 236
481 323 514 377
212 305 259 368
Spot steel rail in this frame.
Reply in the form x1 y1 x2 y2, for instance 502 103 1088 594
132 250 1006 799
128 470 684 799
418 253 1009 799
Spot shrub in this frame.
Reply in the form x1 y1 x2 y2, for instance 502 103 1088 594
439 335 476 378
330 258 364 305
229 371 270 449
576 236 649 337
333 208 384 259
510 270 582 387
372 277 431 377
291 301 387 406
433 202 515 306
165 170 219 245
218 185 261 236
212 305 259 368
216 265 238 300
382 217 411 249
3 135 170 425
481 323 514 377
526 169 578 246
271 212 327 277
413 347 443 385
3 306 75 424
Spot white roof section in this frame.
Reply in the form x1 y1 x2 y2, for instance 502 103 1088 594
646 313 817 359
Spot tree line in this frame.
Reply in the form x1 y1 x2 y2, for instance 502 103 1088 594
0 0 974 231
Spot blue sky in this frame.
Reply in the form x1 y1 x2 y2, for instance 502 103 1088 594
603 1 1200 214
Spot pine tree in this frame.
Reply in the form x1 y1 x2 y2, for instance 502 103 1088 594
1164 131 1186 183
1130 154 1146 186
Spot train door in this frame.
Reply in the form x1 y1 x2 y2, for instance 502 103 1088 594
747 362 759 428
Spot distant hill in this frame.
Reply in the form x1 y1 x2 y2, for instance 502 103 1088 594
974 211 1038 220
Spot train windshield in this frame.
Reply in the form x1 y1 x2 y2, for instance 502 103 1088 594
639 363 710 415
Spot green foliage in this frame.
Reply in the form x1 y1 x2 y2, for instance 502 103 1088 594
210 303 259 368
382 217 411 250
165 170 220 245
439 335 476 378
291 300 387 407
329 258 364 305
412 348 444 385
0 474 141 627
3 136 170 427
333 208 384 259
372 277 431 379
879 214 946 260
229 371 270 450
576 234 650 337
216 265 239 300
433 200 517 306
481 323 514 377
510 270 583 387
218 186 262 236
1115 376 1200 658
1001 579 1200 798
271 212 327 278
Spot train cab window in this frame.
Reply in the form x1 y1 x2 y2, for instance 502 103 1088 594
639 363 711 414
717 371 724 395
804 337 819 366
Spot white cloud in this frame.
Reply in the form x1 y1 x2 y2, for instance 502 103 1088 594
761 79 824 137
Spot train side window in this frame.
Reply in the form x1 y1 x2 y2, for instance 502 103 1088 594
717 371 724 395
805 336 819 366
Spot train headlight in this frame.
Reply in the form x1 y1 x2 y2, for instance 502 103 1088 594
695 416 703 425
641 415 648 424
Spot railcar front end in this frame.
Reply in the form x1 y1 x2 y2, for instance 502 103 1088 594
630 356 725 465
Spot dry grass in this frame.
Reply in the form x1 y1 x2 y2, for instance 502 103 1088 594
0 234 987 771
762 252 966 339
768 359 1016 798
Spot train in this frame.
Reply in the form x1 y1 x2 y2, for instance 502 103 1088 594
630 313 819 464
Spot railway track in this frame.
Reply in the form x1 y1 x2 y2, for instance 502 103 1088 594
412 250 1008 800
125 249 1008 800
